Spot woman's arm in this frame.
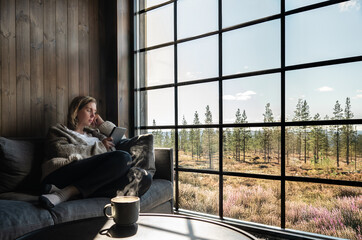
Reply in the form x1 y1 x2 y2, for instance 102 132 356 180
45 124 108 160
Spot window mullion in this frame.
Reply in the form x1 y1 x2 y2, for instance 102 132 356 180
281 0 286 230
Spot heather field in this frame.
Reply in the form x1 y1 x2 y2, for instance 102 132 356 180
177 151 362 240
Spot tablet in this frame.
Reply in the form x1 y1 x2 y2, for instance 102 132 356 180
109 127 127 145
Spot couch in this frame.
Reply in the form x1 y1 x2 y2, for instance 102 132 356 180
0 137 174 240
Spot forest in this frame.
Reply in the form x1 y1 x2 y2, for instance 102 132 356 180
152 97 361 180
150 97 361 239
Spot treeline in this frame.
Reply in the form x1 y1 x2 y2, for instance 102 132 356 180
152 97 361 169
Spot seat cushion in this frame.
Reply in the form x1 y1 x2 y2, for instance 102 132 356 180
48 179 173 224
0 200 54 240
48 197 110 224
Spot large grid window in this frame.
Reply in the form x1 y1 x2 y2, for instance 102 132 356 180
133 1 362 239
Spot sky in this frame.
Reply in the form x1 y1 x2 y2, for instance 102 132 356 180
137 0 362 127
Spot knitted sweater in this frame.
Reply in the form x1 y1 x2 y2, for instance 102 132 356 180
41 121 116 180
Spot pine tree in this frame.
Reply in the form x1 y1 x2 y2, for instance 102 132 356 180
241 110 251 162
193 111 201 161
343 97 354 165
179 115 188 153
332 100 343 167
233 109 242 161
152 119 163 147
204 105 215 168
263 103 274 162
293 99 303 161
311 113 322 163
189 128 195 160
301 100 311 163
322 115 331 161
224 128 232 156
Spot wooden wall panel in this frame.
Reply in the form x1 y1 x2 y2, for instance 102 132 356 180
44 0 57 134
0 0 17 136
68 0 80 101
79 0 90 96
30 0 44 136
89 0 105 117
0 0 114 137
56 0 68 125
16 0 31 136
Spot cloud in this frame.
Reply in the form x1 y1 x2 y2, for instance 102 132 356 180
223 90 256 101
356 94 362 99
357 89 362 93
339 0 361 11
317 86 333 92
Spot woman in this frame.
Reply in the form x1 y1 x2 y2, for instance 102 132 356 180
39 96 152 209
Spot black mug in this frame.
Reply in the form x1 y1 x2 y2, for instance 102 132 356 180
104 196 140 226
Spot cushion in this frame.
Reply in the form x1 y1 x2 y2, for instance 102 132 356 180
0 137 35 193
116 134 156 177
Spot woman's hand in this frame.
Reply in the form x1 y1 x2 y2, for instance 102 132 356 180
102 137 115 151
92 114 105 128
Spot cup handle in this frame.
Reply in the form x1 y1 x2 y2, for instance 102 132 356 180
103 204 113 218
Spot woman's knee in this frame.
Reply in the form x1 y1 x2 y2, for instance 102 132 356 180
106 150 132 168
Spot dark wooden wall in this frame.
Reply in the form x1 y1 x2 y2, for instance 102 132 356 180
0 0 120 137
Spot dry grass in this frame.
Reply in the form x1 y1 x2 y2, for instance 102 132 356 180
177 151 362 240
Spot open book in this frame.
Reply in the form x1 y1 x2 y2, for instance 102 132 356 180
109 127 127 145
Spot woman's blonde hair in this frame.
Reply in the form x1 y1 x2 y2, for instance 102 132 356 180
67 96 97 130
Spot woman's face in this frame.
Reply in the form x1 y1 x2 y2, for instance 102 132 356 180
77 102 97 128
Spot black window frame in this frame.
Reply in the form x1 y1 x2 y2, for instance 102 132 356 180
132 0 362 236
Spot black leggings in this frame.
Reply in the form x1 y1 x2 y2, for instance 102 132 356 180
41 150 152 198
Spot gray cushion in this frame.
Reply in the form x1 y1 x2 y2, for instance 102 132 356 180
0 137 34 193
0 200 54 240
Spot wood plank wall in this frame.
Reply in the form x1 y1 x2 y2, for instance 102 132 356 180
0 0 114 137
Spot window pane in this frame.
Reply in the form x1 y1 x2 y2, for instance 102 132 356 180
286 62 362 121
177 0 218 39
224 177 281 227
223 20 280 76
286 125 362 181
224 127 281 175
286 3 362 65
141 88 174 126
179 172 219 216
143 4 173 48
178 36 218 82
285 0 325 11
223 74 281 124
222 0 280 28
179 128 219 170
286 182 362 239
144 46 174 87
178 82 219 125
